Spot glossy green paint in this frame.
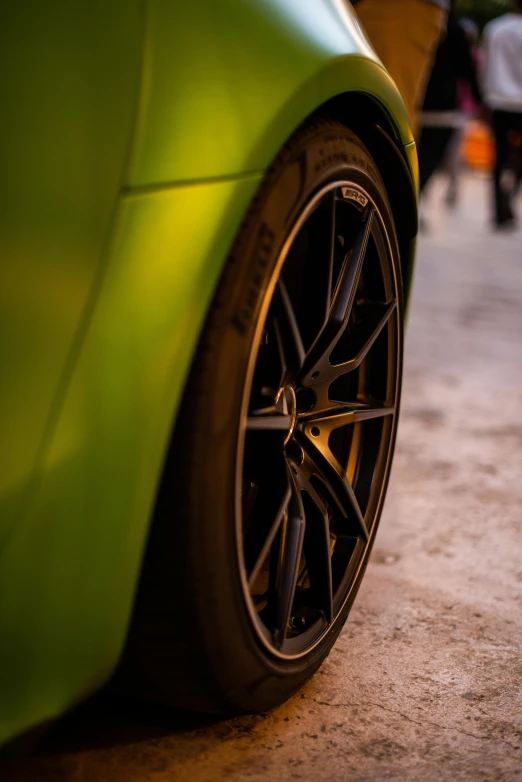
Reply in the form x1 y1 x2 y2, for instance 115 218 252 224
129 0 413 186
0 1 143 543
0 175 262 744
0 0 416 745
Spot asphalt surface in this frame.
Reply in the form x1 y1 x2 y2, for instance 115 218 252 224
4 171 522 781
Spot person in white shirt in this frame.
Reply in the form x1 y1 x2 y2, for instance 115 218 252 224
482 1 522 227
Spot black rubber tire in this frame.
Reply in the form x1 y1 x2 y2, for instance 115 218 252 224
115 117 404 714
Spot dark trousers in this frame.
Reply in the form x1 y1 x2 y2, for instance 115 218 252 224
492 109 522 225
418 127 455 192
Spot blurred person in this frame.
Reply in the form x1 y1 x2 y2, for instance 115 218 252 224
417 13 482 199
482 0 522 229
444 17 481 206
354 0 448 133
510 130 522 198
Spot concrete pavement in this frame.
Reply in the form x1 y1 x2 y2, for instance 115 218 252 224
5 171 522 781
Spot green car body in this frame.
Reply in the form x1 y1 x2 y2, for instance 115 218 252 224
0 0 418 746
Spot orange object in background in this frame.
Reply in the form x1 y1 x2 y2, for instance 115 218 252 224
462 120 496 171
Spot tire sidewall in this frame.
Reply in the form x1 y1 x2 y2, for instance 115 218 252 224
188 122 403 710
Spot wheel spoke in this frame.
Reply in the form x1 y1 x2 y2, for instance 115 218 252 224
301 207 374 385
326 300 397 382
329 206 373 326
299 435 368 542
273 319 287 382
273 279 305 378
351 300 396 362
274 475 305 647
247 414 292 430
248 483 292 588
243 451 287 559
302 404 394 432
300 483 334 623
324 191 336 323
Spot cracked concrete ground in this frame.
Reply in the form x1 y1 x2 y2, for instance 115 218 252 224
4 171 522 781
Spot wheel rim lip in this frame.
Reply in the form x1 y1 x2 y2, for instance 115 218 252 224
235 179 402 661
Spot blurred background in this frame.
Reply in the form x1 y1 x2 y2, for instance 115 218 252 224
457 0 513 29
418 0 522 231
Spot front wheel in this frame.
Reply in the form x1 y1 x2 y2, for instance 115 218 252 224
117 118 404 713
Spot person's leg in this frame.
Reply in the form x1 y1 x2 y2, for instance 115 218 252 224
418 127 455 192
444 125 465 206
356 0 447 135
508 116 522 200
492 111 513 225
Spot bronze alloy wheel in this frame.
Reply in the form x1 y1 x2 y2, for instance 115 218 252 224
237 180 401 658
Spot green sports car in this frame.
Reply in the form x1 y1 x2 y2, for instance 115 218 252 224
0 0 418 746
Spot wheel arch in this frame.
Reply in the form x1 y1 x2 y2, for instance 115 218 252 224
321 91 418 304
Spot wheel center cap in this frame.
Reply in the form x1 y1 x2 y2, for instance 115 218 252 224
278 384 298 445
